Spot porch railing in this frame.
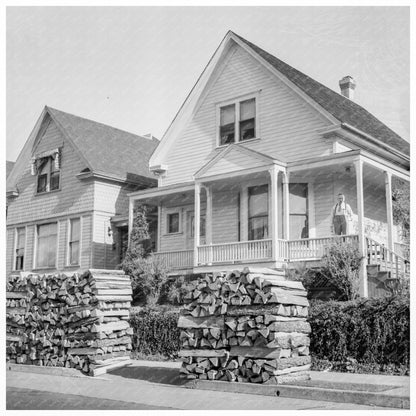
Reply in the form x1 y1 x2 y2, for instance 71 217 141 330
198 239 273 265
153 250 193 269
288 234 359 261
366 237 410 280
393 242 410 260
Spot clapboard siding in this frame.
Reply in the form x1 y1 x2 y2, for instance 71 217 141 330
6 228 15 274
161 44 332 186
93 181 131 215
6 121 94 225
92 212 119 269
159 205 188 252
80 215 93 269
212 189 239 243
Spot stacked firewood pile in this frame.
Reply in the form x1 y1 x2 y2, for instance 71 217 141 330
6 269 133 376
178 267 311 384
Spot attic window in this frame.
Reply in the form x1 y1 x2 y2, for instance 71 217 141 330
31 149 61 194
218 95 257 146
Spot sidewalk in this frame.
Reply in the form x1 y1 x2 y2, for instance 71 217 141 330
6 360 410 410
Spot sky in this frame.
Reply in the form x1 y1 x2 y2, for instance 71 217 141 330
6 6 410 162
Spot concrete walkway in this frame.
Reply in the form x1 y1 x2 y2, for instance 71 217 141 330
6 360 410 410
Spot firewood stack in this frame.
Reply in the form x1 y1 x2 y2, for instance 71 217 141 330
178 267 311 384
6 269 133 376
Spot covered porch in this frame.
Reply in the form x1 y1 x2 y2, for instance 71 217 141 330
128 147 409 295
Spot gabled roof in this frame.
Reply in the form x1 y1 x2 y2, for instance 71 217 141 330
151 31 409 166
46 107 158 181
6 161 15 178
233 33 409 156
194 143 285 179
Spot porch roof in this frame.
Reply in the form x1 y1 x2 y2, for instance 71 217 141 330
194 143 286 180
128 181 195 201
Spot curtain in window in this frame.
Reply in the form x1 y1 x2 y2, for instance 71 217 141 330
37 223 57 268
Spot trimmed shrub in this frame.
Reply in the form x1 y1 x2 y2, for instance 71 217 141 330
309 296 410 369
129 308 180 358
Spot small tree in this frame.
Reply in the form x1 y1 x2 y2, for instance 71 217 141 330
121 204 168 305
320 242 363 301
392 178 410 246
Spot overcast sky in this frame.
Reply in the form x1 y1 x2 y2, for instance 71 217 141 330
6 6 410 162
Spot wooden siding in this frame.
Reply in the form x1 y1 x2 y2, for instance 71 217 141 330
6 121 94 225
93 181 131 215
212 189 239 243
92 212 119 269
160 44 333 186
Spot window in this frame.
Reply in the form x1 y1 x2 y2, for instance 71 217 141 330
248 184 268 240
218 97 257 146
68 218 80 265
190 214 206 238
14 227 25 270
167 212 180 234
36 223 57 268
289 184 308 239
37 156 60 193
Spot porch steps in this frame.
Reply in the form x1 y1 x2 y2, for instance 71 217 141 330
366 264 395 298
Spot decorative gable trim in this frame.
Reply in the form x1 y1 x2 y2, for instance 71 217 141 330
30 148 61 175
194 143 286 179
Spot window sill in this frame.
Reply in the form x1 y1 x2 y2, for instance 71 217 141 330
216 137 261 149
32 267 57 272
163 232 183 236
64 264 80 269
35 189 61 196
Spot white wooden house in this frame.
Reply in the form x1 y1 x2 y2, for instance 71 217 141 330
6 106 158 275
128 31 410 296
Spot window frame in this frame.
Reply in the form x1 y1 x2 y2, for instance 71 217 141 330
289 183 309 240
216 92 260 148
13 227 26 271
247 183 269 241
66 217 82 267
35 222 58 269
36 156 61 195
165 209 182 235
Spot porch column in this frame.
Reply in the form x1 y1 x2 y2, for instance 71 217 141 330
384 171 394 251
157 203 162 252
282 171 290 240
205 185 213 245
128 198 134 248
240 186 248 241
354 159 368 297
194 182 201 266
269 165 279 261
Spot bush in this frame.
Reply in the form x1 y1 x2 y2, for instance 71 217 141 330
129 308 180 358
320 242 363 300
308 296 410 370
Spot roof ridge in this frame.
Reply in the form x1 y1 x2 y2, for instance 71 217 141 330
46 106 152 142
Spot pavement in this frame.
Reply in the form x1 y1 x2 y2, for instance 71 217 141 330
6 359 410 410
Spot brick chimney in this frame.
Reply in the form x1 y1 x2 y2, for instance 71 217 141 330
339 76 356 100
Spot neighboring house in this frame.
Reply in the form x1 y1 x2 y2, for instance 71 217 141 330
6 106 158 276
128 31 410 296
7 161 15 178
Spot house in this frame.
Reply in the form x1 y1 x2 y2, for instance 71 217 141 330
6 106 158 276
7 161 15 178
128 31 410 297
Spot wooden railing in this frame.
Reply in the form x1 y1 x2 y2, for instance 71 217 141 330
198 239 273 265
153 250 193 269
394 242 410 260
288 235 359 260
366 237 410 280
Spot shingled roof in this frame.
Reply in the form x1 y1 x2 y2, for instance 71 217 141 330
234 32 410 156
47 107 158 181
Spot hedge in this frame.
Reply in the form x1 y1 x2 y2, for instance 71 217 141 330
129 296 409 372
129 308 181 358
309 296 409 368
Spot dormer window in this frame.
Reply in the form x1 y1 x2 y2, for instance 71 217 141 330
218 95 257 146
31 148 61 194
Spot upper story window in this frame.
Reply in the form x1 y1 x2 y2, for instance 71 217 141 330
31 148 61 194
218 96 257 146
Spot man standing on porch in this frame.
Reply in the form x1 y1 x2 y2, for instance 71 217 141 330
331 193 353 235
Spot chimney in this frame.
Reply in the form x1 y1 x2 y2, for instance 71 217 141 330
339 76 356 100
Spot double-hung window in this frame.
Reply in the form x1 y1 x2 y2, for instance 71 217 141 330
37 156 60 193
289 184 308 239
36 223 57 268
167 212 181 234
248 184 269 240
14 227 25 270
68 218 80 265
218 96 257 146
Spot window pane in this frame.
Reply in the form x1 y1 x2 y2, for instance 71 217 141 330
220 104 235 145
70 242 79 265
191 215 206 237
289 184 308 214
70 218 80 241
168 213 179 233
249 216 268 240
240 99 255 121
37 223 57 267
240 118 255 141
289 215 308 240
249 185 268 217
37 174 47 193
50 172 60 190
16 228 25 249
